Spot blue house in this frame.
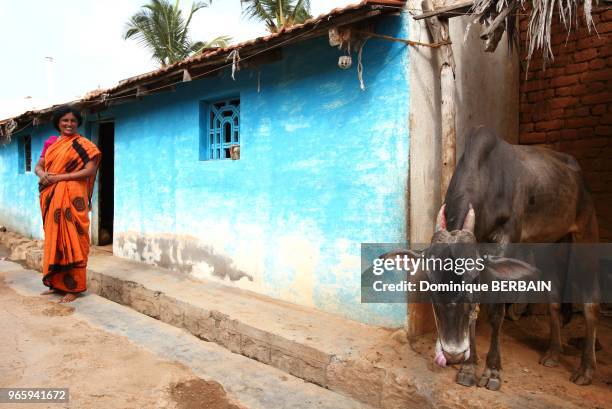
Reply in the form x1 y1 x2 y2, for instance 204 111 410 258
0 0 518 328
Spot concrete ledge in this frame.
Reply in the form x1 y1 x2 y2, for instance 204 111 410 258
83 254 441 408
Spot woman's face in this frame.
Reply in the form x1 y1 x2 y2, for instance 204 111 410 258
58 113 78 136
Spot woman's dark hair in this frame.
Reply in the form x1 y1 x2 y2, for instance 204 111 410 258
52 106 83 132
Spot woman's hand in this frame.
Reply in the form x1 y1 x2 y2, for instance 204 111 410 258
39 172 58 187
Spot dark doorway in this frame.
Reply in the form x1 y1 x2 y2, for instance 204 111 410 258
98 122 114 247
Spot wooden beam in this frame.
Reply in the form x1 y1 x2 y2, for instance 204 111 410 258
408 0 458 338
412 0 473 21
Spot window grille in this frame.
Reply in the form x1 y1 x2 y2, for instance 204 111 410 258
17 134 31 174
24 135 31 172
203 98 240 160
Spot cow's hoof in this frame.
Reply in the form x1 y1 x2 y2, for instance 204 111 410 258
539 350 560 367
456 365 476 387
478 368 501 391
570 367 593 385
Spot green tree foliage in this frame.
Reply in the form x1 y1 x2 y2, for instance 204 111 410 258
240 0 312 33
124 0 231 67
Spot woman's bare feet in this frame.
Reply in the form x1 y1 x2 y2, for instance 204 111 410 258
58 293 78 303
40 289 57 295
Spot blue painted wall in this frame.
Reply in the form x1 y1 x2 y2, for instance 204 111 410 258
0 14 411 326
0 123 57 238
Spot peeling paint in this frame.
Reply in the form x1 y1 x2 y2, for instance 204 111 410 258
115 232 253 282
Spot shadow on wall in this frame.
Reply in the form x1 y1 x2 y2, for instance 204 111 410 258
115 233 253 282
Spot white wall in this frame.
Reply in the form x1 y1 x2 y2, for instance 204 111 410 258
406 2 519 245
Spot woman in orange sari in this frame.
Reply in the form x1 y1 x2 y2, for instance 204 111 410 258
34 106 101 303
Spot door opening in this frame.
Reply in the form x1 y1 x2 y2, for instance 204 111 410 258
98 122 114 247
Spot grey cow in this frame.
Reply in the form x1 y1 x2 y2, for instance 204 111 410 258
419 127 600 390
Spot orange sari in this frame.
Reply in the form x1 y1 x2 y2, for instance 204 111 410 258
39 134 101 293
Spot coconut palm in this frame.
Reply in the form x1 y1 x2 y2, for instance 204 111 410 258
240 0 312 33
124 0 231 67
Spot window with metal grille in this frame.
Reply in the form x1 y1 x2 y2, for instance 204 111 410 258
18 135 32 173
24 135 31 172
201 98 240 160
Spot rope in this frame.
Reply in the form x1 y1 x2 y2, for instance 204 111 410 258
226 49 241 81
357 38 369 91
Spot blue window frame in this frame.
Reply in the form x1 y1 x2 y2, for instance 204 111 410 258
201 98 240 160
17 134 32 174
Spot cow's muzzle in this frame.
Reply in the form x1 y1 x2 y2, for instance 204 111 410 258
434 338 470 367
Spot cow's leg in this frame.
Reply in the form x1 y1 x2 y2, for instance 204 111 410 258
570 205 599 385
478 303 504 391
456 316 478 387
571 303 598 385
540 303 563 367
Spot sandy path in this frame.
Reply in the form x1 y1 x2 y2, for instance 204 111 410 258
0 277 240 409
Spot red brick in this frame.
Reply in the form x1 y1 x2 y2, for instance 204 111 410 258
550 97 579 109
565 62 589 74
551 75 579 87
599 46 612 58
520 123 534 133
520 103 534 113
603 10 612 21
521 132 547 144
576 106 591 117
556 84 587 96
566 117 599 128
588 59 606 70
595 126 612 136
582 69 612 82
608 56 612 66
536 119 564 131
592 105 608 115
598 22 612 33
542 67 565 79
601 114 612 125
547 131 561 142
577 127 596 138
560 129 578 139
520 112 532 122
585 82 607 94
581 92 612 105
574 48 599 62
524 79 550 92
576 36 609 49
579 158 602 172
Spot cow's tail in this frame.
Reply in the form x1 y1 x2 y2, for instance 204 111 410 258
561 303 573 326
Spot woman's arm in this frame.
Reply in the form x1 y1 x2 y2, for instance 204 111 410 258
47 161 99 184
34 157 45 177
34 158 54 186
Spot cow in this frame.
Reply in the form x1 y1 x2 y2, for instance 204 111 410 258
416 127 600 390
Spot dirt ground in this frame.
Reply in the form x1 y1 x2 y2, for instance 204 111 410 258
0 277 243 409
375 308 612 409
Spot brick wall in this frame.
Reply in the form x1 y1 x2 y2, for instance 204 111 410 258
519 5 612 241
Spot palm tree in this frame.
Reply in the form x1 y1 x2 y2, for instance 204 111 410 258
124 0 231 67
240 0 312 33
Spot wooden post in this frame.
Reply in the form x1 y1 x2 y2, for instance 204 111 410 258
422 0 457 203
407 0 457 338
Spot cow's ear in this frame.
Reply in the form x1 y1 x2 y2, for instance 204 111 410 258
484 255 540 280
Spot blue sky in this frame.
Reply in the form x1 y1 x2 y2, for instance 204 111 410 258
0 0 355 120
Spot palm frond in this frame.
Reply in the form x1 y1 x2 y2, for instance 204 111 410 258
123 0 226 67
471 0 595 66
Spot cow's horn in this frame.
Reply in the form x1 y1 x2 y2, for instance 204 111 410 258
436 204 447 231
462 204 475 233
